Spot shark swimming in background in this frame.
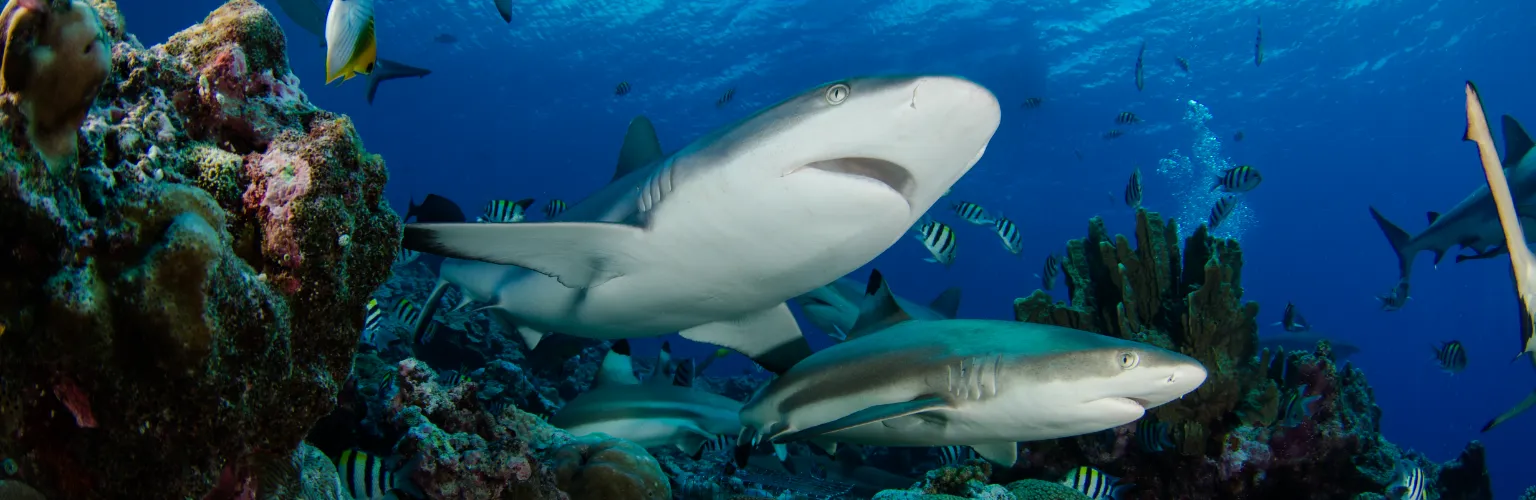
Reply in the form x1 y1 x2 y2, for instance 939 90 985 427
549 340 744 456
401 76 1001 374
270 0 432 104
1367 113 1534 288
735 269 1207 467
367 59 431 105
794 275 961 341
1461 82 1536 434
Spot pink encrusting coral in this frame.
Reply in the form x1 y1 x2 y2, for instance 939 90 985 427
244 143 312 268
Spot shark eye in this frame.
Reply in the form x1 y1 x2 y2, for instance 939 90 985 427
1118 352 1140 369
825 83 850 105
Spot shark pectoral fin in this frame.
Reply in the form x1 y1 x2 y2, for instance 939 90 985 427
595 339 641 388
1481 388 1536 433
402 222 645 288
773 443 789 462
928 287 963 319
614 116 665 182
808 438 837 457
645 341 674 386
848 269 912 339
774 397 951 443
680 303 811 376
968 442 1018 467
516 325 546 350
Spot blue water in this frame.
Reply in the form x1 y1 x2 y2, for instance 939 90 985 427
137 0 1536 497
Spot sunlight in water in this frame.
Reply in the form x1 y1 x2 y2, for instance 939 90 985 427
1156 99 1254 242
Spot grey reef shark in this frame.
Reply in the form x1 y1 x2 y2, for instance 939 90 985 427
735 269 1207 467
549 340 745 457
1460 82 1536 433
399 76 1001 375
794 274 961 340
270 0 431 104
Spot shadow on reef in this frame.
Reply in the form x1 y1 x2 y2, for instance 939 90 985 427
1002 209 1492 500
0 0 397 497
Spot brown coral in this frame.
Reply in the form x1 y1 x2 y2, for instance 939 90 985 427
0 0 112 170
550 435 671 500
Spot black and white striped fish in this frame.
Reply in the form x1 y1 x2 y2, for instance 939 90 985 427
1062 466 1132 500
394 248 420 267
395 298 423 330
477 198 534 223
1124 168 1143 209
951 201 994 225
615 81 631 96
1037 254 1062 290
364 298 384 332
1103 130 1125 140
938 445 977 466
1208 195 1239 229
700 434 735 456
913 220 957 267
1134 41 1146 92
717 87 736 108
993 217 1023 255
1387 461 1426 500
1022 97 1044 108
1211 165 1263 193
1136 418 1175 453
1433 340 1467 374
335 449 421 500
544 199 568 219
1115 112 1141 125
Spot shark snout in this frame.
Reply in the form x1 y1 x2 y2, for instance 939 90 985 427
1141 356 1208 408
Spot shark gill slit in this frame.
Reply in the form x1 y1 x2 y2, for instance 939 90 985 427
802 158 915 199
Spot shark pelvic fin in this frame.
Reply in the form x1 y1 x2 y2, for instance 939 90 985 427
968 442 1019 467
1502 114 1533 169
679 303 811 376
928 286 962 319
773 396 950 443
595 339 641 388
402 222 645 288
1426 211 1441 225
848 269 912 339
615 116 665 182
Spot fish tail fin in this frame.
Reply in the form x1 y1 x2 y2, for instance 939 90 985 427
392 453 426 498
1367 206 1416 282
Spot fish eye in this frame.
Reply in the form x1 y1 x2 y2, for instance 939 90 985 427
1118 352 1139 369
825 83 850 105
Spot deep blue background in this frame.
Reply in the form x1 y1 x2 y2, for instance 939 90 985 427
130 0 1535 497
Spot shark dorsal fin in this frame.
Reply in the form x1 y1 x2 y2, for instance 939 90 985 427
1426 212 1441 225
928 287 962 319
1504 115 1533 170
614 116 665 182
595 340 641 388
847 269 912 339
646 341 675 386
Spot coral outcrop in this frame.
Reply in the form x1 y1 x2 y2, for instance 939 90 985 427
0 0 396 497
550 435 672 500
0 0 113 169
1010 209 1492 499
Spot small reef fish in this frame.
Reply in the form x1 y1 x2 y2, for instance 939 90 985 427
717 87 736 108
1208 195 1239 229
477 198 534 223
1136 418 1175 453
406 194 466 223
614 81 631 96
323 0 377 84
1063 466 1132 500
1103 130 1125 140
1037 254 1061 291
1234 130 1245 142
432 33 456 44
1376 281 1411 311
335 449 421 500
544 199 568 219
1211 165 1263 192
939 445 977 466
1432 340 1467 374
1386 461 1426 500
1134 41 1146 92
395 298 423 330
394 248 420 267
913 220 957 267
1124 168 1143 209
363 298 384 332
951 201 993 225
993 217 1023 255
699 433 735 456
1254 17 1264 67
1115 112 1140 125
1276 384 1321 428
1175 57 1190 73
1021 97 1043 108
1273 302 1311 332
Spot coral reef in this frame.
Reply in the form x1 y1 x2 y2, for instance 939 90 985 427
1010 209 1492 499
0 0 396 497
550 435 672 500
0 0 113 169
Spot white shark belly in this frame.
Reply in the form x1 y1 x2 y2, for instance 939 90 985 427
562 418 700 449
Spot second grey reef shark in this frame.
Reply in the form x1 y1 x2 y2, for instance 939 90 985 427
795 274 961 341
401 76 1001 374
736 270 1207 467
271 0 432 104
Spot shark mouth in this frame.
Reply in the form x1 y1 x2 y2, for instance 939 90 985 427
800 158 916 200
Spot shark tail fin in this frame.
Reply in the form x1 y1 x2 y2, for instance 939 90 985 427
412 280 451 344
365 70 383 105
595 339 641 388
1481 388 1536 433
1502 114 1533 169
847 269 912 339
928 287 962 319
1367 206 1415 283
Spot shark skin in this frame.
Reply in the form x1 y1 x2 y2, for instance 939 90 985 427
794 275 960 341
737 270 1207 467
366 59 431 105
549 340 742 455
1368 114 1535 286
1462 81 1536 433
401 76 1001 374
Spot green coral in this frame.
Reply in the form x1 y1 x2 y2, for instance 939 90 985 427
189 142 244 206
1005 479 1090 500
